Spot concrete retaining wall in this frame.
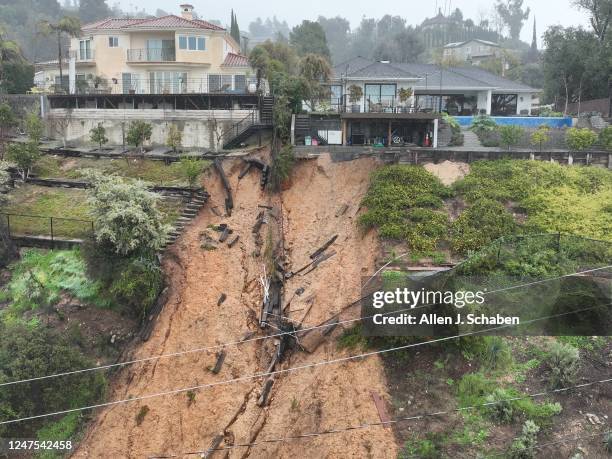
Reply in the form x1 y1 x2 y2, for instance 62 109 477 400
294 146 612 168
46 108 254 149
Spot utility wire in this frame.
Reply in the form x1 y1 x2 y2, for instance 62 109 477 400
0 304 604 426
145 378 611 457
0 265 608 389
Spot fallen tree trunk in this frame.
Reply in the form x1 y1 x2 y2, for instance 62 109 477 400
309 235 338 260
214 159 233 215
257 378 274 407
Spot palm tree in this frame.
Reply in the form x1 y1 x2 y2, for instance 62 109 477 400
0 26 22 92
38 16 81 91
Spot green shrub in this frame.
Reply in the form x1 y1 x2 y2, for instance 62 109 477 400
0 321 106 437
269 145 295 192
81 240 163 319
530 125 551 152
470 115 498 138
457 372 496 407
565 127 598 151
508 420 540 459
450 199 517 254
86 173 171 256
546 341 580 388
359 165 451 251
499 125 525 150
175 156 204 188
600 126 612 151
2 249 109 316
485 388 515 423
36 413 81 459
479 336 513 370
109 256 163 320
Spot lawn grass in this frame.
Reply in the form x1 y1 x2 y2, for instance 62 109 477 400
0 184 182 239
34 155 210 187
1 184 91 238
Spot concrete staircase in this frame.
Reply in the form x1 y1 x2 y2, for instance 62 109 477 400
461 129 482 148
163 189 209 247
590 115 609 130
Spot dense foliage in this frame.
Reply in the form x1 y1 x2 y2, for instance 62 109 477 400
0 320 106 437
450 199 517 254
0 249 108 319
565 127 598 151
453 160 612 241
86 173 170 256
359 165 451 252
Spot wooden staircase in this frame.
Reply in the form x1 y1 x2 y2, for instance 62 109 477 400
163 189 210 247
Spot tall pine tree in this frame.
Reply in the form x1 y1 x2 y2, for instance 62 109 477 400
230 10 241 48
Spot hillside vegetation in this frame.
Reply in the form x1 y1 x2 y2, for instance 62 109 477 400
360 161 612 257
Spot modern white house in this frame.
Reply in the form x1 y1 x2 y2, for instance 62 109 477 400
294 57 541 147
329 57 540 116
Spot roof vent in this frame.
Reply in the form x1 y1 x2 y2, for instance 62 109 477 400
380 60 390 64
180 3 194 20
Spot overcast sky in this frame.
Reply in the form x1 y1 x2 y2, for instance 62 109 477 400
114 0 591 45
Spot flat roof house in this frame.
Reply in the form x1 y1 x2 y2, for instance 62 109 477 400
35 4 256 95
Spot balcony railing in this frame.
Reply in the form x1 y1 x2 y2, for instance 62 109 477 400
318 95 419 114
35 76 268 96
127 48 176 62
68 49 95 62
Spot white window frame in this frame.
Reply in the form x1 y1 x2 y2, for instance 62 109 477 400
178 35 206 51
79 39 92 60
108 36 119 48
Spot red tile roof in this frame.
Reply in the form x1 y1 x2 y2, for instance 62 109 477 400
82 15 225 32
222 52 249 67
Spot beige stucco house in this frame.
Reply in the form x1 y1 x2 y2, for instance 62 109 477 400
35 4 255 94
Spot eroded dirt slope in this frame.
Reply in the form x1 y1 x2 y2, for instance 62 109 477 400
74 153 396 458
250 154 397 458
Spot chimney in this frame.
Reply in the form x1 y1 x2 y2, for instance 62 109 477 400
180 4 194 20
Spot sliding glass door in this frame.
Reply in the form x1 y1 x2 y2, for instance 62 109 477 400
364 84 396 112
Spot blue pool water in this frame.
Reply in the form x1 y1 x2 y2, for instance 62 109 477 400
453 116 573 128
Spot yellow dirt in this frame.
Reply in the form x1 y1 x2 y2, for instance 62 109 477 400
424 160 470 185
73 153 396 458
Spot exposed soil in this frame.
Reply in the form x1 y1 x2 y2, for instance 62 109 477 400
73 153 398 458
424 161 470 186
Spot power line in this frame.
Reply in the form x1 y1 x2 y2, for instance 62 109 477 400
0 265 608 388
146 378 611 457
0 304 604 426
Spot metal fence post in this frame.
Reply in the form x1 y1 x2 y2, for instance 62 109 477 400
50 217 54 248
6 214 9 237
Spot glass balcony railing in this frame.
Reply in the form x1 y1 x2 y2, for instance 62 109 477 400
127 48 176 62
